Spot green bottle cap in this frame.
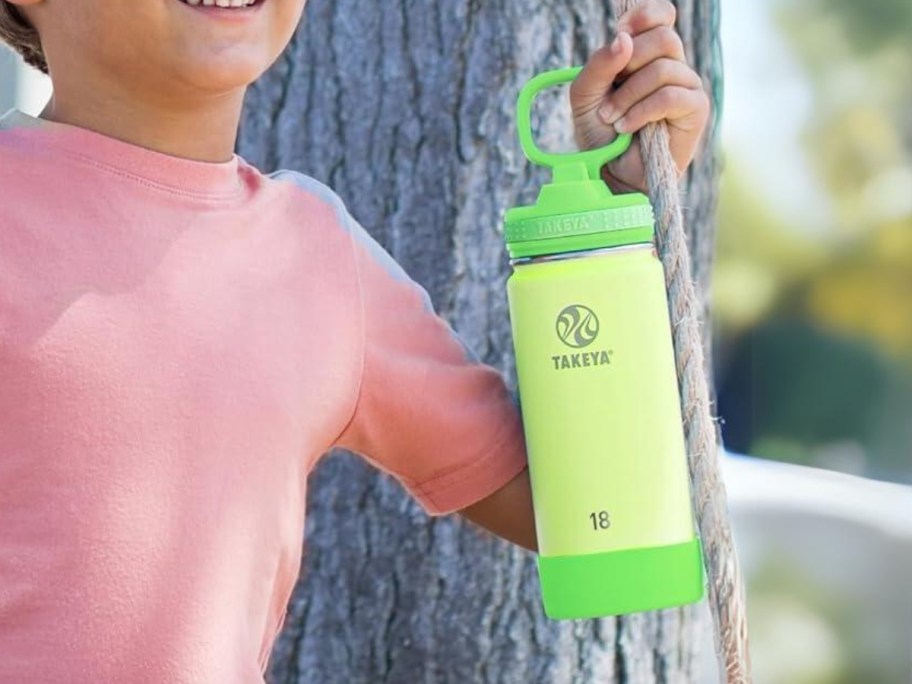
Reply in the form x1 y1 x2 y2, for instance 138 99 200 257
505 67 655 259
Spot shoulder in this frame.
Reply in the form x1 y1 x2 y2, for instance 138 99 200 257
0 123 60 204
253 166 421 294
256 167 396 268
0 119 41 170
258 167 355 232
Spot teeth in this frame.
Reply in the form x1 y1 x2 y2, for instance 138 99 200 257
185 0 257 7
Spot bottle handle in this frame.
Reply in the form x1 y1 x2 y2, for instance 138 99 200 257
517 66 633 181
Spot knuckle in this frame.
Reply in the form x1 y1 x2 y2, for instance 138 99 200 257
658 87 679 109
658 0 677 24
658 26 683 55
685 68 704 88
654 57 676 81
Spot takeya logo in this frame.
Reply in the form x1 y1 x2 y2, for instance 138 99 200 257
552 304 613 371
537 215 594 236
551 349 612 370
555 304 599 348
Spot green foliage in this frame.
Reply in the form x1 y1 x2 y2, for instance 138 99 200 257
715 0 912 481
717 320 907 469
807 0 912 53
803 220 912 364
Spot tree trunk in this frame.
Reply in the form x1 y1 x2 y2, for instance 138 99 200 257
237 1 722 682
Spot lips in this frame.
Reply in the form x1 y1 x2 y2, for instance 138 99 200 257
178 0 263 8
175 0 267 21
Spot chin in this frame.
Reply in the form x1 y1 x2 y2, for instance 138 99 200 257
188 65 264 92
173 54 272 93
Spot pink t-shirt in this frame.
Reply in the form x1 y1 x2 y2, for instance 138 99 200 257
0 109 528 682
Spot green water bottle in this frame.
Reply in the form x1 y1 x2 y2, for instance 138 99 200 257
504 67 705 620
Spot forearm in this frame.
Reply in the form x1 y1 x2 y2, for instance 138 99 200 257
457 466 538 553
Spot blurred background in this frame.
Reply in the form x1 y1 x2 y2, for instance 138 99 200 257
716 0 912 488
2 0 909 681
706 0 912 682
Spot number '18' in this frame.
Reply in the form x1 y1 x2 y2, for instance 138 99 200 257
589 510 611 530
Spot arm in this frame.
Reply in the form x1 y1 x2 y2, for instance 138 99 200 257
457 465 538 553
330 187 540 541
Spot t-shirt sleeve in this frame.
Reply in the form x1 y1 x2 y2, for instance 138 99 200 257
332 210 529 517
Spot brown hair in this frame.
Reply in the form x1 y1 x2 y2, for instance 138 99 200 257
0 2 47 74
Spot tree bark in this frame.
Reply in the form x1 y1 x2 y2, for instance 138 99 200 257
237 1 721 682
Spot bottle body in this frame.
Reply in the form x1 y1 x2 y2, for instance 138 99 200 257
507 243 704 619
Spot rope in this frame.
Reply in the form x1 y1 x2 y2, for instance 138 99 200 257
610 1 753 682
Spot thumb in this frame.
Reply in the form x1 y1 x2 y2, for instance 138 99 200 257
569 32 634 113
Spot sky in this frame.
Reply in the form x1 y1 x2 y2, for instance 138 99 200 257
719 0 833 228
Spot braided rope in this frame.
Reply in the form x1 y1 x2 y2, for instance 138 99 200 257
611 1 753 681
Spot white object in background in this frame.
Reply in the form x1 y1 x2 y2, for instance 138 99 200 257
15 53 51 115
722 451 912 540
698 451 912 684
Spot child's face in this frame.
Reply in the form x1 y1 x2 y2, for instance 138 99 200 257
30 0 308 98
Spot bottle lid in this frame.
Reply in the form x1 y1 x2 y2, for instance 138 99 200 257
504 67 655 259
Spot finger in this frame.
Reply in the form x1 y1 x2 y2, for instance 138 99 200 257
600 58 702 125
614 86 710 176
613 85 710 135
569 32 634 112
604 145 647 192
619 25 686 78
617 0 676 37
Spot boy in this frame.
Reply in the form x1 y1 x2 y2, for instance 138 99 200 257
0 0 709 681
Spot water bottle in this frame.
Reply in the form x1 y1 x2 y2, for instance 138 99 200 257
503 67 705 620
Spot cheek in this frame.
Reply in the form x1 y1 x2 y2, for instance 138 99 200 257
62 2 171 73
267 0 308 61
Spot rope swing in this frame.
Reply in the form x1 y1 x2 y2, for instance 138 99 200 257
610 1 754 681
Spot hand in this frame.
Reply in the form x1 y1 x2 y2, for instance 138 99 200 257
569 0 711 194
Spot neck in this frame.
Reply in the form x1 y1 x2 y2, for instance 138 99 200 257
38 84 247 164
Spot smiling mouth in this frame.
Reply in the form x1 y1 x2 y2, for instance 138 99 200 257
178 0 264 8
